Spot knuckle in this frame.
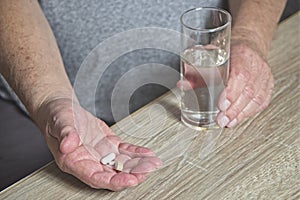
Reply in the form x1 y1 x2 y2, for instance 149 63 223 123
248 111 256 117
244 106 256 118
228 106 240 118
224 88 234 101
60 126 73 135
243 85 255 99
253 93 265 105
237 68 250 82
268 88 274 96
237 111 246 121
262 99 271 110
248 105 260 117
260 76 269 87
269 77 275 91
240 110 249 118
270 83 274 92
266 93 273 102
261 64 270 75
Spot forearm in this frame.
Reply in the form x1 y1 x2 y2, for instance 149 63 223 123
0 0 73 121
229 0 287 57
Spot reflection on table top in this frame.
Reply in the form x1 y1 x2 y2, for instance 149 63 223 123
1 11 299 200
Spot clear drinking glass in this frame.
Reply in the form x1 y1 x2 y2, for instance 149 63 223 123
180 7 231 130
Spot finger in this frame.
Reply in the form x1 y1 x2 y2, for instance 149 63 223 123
239 89 267 118
240 82 272 120
44 130 65 166
178 76 206 91
180 61 207 89
108 172 139 191
216 111 230 128
60 128 81 154
256 75 274 113
179 67 225 90
218 67 250 111
97 119 115 136
122 157 162 174
66 163 138 191
101 163 117 173
222 60 269 123
45 123 80 159
63 149 139 191
251 66 272 112
176 80 194 91
119 143 156 157
230 76 273 128
257 93 272 113
234 101 261 127
233 72 274 124
93 136 121 158
48 109 76 140
132 172 149 183
89 171 139 191
224 83 256 121
217 82 255 127
85 135 121 163
47 113 82 155
122 158 140 173
114 154 132 172
114 154 149 182
185 71 206 89
130 161 158 174
130 157 163 174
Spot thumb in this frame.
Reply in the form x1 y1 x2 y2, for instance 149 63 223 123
48 112 81 154
59 126 81 154
38 98 82 154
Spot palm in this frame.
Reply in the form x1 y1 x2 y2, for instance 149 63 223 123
41 99 162 191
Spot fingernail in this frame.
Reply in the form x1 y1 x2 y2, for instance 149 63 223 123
227 118 237 128
220 99 231 111
218 114 230 128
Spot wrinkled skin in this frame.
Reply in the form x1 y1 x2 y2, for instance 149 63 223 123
178 42 274 128
217 43 274 127
37 98 163 191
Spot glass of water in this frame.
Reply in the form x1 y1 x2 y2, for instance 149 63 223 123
180 7 231 130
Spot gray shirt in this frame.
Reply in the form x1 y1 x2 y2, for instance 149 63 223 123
0 0 226 125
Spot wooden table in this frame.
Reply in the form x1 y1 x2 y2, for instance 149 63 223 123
1 12 299 200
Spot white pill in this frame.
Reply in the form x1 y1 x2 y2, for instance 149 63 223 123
114 161 123 171
101 153 116 165
108 160 115 166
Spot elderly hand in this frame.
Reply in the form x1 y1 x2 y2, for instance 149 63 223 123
216 42 274 128
36 98 162 191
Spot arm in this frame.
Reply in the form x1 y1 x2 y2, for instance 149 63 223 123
0 0 73 120
230 0 287 57
216 0 287 127
0 0 161 190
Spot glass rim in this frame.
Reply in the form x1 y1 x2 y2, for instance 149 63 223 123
180 7 232 33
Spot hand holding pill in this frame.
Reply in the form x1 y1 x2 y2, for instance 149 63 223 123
38 98 162 191
100 153 124 172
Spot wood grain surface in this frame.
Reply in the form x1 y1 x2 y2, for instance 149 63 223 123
1 12 299 200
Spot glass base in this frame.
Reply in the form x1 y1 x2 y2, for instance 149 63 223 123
181 111 220 131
